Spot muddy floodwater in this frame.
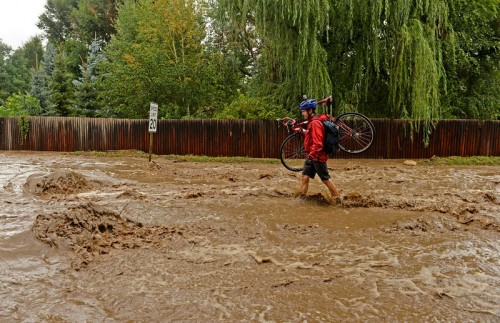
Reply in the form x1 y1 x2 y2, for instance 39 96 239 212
0 151 499 321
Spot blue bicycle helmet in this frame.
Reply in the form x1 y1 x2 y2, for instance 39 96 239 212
299 99 317 110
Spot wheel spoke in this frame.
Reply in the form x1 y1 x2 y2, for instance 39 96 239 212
280 134 305 172
336 113 375 154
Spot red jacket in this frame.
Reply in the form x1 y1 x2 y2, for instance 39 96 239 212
304 114 329 163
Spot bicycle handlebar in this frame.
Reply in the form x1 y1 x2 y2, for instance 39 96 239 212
278 117 308 134
277 117 296 127
317 96 332 106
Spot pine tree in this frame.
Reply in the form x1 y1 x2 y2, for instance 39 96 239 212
30 43 57 114
73 39 106 116
48 48 75 116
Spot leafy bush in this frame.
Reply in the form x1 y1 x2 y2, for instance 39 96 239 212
0 93 42 116
214 94 288 119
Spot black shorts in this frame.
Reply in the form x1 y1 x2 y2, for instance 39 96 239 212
302 159 330 181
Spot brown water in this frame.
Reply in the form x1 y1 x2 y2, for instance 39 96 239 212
1 151 499 321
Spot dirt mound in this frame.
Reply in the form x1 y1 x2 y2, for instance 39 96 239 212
116 189 147 200
31 202 185 269
341 192 384 207
335 192 499 231
24 170 95 196
380 217 463 234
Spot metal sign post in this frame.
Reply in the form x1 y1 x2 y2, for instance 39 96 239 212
148 102 158 162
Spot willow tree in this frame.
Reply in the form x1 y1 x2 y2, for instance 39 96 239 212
443 0 499 120
218 0 455 143
333 0 454 142
217 0 333 105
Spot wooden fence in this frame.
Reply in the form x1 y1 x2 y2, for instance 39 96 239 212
0 117 498 158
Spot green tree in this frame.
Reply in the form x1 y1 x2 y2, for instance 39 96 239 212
30 43 57 114
18 36 44 70
37 0 91 84
218 0 458 143
37 0 80 43
206 0 260 82
73 0 120 44
73 40 106 116
214 93 287 119
61 38 89 76
48 48 75 116
0 93 42 116
0 40 12 100
218 0 333 106
0 48 31 101
100 0 238 118
443 0 499 119
0 38 44 102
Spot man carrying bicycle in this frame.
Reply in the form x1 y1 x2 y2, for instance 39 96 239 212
297 98 341 205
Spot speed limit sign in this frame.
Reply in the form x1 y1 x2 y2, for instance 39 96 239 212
149 102 158 133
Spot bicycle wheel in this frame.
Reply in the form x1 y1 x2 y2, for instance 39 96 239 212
280 133 306 172
336 112 375 154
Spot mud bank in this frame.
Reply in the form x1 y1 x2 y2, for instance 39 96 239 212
0 152 499 321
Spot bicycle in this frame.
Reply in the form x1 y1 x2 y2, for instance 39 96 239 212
277 96 375 172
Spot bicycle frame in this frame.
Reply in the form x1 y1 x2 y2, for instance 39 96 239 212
278 113 346 140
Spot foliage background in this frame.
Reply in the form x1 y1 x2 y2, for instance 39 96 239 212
0 0 498 140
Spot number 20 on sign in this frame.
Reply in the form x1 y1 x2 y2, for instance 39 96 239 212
149 102 158 133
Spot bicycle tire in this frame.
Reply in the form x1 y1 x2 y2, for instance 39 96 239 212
336 112 375 154
280 133 306 172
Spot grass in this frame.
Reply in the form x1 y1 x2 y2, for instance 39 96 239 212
72 151 499 166
73 150 154 158
420 156 500 166
161 154 279 164
72 150 279 164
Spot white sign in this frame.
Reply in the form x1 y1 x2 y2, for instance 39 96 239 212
149 102 158 133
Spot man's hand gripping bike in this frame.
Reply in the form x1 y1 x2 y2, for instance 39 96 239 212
277 96 375 172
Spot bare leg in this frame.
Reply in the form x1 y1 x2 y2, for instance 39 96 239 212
300 175 310 195
322 178 339 197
